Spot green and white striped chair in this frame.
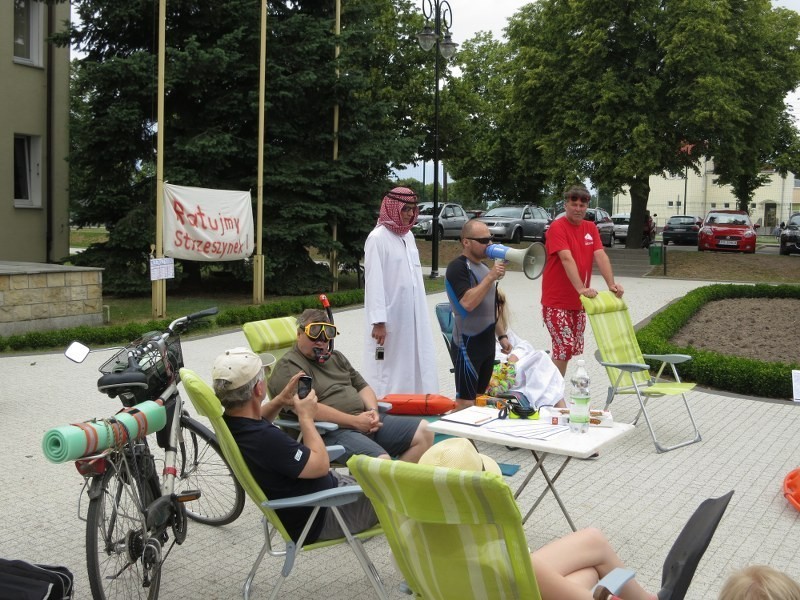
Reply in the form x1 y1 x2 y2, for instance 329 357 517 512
348 455 643 599
242 315 298 369
580 291 702 453
180 369 386 600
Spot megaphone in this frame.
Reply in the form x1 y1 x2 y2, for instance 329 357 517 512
485 242 546 280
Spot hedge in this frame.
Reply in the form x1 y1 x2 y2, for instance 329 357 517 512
636 283 800 399
0 289 365 354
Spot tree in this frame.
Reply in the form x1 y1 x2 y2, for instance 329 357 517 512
60 0 429 295
505 0 800 247
444 32 549 207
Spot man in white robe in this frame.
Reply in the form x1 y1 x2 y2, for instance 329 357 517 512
363 187 439 399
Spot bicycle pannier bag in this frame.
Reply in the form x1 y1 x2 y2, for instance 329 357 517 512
0 559 74 599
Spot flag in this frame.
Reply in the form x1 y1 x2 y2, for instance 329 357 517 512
163 183 254 261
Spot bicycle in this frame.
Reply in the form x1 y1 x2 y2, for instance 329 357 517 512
64 308 245 599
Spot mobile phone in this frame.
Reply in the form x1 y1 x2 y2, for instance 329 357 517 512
297 375 313 399
375 346 385 360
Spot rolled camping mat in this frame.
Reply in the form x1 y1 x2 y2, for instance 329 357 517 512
383 394 456 416
42 400 167 464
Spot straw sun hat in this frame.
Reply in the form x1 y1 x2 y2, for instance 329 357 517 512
418 438 501 475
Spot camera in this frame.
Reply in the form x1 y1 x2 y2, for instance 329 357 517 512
297 375 313 399
375 346 385 361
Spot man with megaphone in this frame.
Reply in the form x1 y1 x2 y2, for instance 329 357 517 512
445 220 511 409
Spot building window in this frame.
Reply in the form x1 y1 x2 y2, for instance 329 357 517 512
723 203 730 208
711 203 717 208
13 0 42 66
668 201 674 207
14 134 42 208
677 201 682 207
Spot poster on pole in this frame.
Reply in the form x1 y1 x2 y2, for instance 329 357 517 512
163 183 254 261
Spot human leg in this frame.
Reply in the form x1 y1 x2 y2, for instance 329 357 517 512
322 427 390 461
543 306 586 377
373 415 430 462
530 528 655 600
315 472 379 541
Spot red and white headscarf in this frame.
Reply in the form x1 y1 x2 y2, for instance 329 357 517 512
377 187 419 236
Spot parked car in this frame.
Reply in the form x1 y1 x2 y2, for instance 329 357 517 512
554 207 615 247
662 215 703 246
779 212 800 255
697 210 757 253
412 202 469 240
477 205 551 243
611 213 630 243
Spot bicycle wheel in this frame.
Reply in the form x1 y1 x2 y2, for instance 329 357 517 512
178 416 245 526
86 458 162 600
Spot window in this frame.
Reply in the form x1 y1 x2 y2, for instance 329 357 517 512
711 203 717 208
13 0 42 66
668 201 674 207
14 134 42 208
724 203 730 208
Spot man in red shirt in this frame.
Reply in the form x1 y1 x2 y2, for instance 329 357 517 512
541 186 624 376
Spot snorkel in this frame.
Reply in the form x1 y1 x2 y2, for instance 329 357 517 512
314 294 334 364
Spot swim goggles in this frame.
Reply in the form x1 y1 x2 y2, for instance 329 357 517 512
303 322 338 341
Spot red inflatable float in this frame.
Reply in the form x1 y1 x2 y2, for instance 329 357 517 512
382 394 456 416
784 468 800 512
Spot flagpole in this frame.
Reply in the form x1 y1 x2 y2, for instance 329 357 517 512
253 0 267 303
152 0 167 318
330 0 341 292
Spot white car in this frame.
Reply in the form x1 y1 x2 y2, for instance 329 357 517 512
611 213 630 243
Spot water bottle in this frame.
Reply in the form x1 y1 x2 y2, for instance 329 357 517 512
569 359 590 433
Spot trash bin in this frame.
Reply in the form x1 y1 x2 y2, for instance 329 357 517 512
649 241 663 266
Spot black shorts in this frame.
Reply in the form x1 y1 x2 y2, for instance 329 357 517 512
323 413 421 462
452 328 495 401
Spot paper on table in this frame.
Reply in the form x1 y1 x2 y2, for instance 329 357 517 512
793 370 800 403
484 419 570 440
440 405 500 426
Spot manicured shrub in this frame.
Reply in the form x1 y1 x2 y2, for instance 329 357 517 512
637 283 800 399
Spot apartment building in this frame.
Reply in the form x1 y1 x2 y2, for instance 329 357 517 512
610 158 800 230
1 0 70 262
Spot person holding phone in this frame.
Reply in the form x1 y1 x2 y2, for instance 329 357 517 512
212 347 377 544
268 309 433 463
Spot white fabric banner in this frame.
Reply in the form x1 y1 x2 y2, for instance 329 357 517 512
163 183 254 261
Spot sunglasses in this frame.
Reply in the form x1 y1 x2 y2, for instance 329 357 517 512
303 322 338 341
467 237 492 245
567 195 590 203
400 204 417 214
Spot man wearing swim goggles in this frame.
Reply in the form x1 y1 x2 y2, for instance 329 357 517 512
267 308 433 464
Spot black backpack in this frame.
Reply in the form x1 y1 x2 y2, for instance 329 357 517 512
0 559 74 599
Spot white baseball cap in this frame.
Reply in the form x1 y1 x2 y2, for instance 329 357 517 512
212 347 263 389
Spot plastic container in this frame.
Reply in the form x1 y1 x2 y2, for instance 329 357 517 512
649 242 663 265
569 359 590 433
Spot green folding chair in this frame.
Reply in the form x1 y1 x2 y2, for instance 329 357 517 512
580 291 702 453
347 454 637 599
180 368 386 600
242 315 298 369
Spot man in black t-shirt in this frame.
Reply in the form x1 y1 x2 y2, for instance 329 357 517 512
445 220 511 409
212 347 377 544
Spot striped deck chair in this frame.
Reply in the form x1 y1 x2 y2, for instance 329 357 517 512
242 316 298 369
347 455 636 600
580 291 702 453
180 369 386 600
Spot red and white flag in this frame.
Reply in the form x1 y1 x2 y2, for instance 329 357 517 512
163 183 254 261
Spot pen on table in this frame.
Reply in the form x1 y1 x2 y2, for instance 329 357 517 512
475 416 493 425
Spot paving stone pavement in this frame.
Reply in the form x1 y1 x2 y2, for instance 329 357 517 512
2 272 799 599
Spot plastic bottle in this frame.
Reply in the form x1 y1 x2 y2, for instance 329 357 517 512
569 359 590 433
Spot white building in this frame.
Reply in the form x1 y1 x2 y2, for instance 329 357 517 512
610 158 800 231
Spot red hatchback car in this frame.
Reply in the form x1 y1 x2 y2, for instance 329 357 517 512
698 210 757 253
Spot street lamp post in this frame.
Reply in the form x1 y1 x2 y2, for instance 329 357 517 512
418 0 457 279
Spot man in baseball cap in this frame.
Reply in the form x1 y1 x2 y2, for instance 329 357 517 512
212 347 377 544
